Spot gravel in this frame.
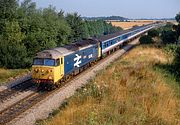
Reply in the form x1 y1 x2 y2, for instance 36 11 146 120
8 39 139 125
0 89 35 112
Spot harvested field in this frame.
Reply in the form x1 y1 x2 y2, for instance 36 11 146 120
110 20 155 29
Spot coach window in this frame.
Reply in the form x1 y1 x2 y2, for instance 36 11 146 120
106 43 108 47
111 41 113 45
103 43 106 48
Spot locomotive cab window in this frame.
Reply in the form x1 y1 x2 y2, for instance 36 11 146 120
44 59 55 66
56 59 60 66
33 58 44 65
33 58 55 66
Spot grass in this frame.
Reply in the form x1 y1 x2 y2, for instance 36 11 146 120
0 68 29 85
36 45 180 125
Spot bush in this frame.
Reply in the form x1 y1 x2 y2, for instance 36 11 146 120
161 30 177 44
174 46 180 71
148 29 159 37
164 44 179 56
139 35 154 44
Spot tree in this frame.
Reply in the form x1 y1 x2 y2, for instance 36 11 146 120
58 9 65 18
139 35 154 44
175 12 180 23
0 21 28 68
66 13 85 41
0 0 18 34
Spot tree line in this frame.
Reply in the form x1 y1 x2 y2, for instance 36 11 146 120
139 13 180 45
0 0 122 69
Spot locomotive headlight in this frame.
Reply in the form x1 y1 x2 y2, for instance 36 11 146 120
34 69 39 72
48 76 53 79
47 69 53 73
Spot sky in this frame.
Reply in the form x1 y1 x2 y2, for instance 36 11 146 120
22 0 180 19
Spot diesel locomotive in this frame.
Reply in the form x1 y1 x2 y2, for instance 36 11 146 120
32 23 157 89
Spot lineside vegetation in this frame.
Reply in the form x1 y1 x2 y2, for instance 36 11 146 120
0 68 29 84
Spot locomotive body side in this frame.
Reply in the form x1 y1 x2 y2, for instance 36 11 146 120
64 44 99 75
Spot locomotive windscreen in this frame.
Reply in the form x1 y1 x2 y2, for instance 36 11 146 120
33 58 56 66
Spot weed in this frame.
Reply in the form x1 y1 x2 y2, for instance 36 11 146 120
0 68 29 85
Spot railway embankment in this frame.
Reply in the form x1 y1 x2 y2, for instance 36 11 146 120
37 44 180 125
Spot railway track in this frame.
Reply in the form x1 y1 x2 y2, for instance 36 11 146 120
0 79 34 103
0 77 67 124
0 76 65 125
0 89 52 125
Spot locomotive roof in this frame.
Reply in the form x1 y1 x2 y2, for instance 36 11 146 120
63 38 99 51
98 24 151 42
35 38 99 59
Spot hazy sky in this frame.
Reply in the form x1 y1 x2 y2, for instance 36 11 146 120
27 0 179 19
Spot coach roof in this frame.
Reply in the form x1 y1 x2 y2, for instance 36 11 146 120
98 24 151 42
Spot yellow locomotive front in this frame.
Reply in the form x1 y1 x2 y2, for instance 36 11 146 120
32 50 64 88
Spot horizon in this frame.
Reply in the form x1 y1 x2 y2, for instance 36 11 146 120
82 16 175 20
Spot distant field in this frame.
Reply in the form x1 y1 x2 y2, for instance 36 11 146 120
109 20 155 29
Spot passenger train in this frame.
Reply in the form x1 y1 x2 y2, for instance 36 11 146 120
32 23 159 89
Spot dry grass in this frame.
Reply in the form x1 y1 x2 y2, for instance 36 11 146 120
38 45 180 125
0 68 29 85
110 21 154 29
